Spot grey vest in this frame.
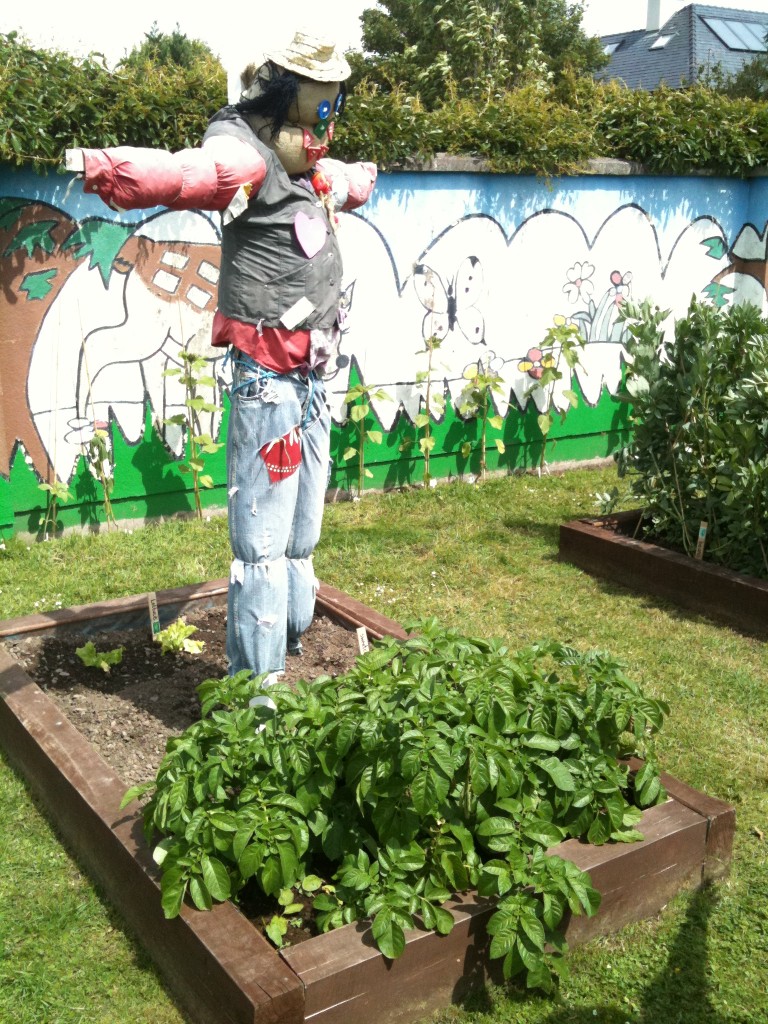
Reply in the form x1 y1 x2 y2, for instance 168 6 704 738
204 108 343 330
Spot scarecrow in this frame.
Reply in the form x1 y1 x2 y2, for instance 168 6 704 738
67 31 377 689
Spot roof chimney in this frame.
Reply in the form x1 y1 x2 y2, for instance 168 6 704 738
647 0 673 33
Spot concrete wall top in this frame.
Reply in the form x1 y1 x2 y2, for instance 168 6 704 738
394 154 768 179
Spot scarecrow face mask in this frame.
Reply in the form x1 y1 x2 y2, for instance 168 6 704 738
268 79 345 175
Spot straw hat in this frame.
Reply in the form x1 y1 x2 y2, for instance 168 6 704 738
263 30 351 82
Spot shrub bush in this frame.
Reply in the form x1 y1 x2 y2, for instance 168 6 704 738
126 621 669 991
594 82 768 175
4 31 768 177
618 297 768 578
0 32 225 169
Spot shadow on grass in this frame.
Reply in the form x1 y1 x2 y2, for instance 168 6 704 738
568 565 768 641
449 887 731 1024
545 886 728 1024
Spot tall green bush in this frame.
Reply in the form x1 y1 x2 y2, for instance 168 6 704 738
618 297 768 579
336 78 768 176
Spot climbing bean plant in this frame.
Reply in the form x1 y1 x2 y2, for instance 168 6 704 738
124 621 668 992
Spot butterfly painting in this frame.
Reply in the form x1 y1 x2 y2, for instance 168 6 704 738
413 256 485 345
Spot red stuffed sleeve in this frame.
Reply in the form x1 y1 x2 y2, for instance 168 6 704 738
79 136 267 212
316 158 378 211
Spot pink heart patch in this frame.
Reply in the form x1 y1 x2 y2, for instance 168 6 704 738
294 210 327 259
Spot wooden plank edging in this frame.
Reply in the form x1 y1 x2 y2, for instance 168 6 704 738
0 579 406 643
559 512 768 637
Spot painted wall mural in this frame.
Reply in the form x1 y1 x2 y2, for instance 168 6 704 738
1 166 767 535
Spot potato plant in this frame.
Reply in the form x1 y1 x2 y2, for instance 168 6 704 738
124 621 668 992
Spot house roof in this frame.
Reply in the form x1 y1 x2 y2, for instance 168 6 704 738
597 4 768 90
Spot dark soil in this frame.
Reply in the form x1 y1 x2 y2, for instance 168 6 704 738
6 605 366 945
5 605 361 790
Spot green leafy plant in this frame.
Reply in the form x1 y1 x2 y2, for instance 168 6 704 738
593 486 624 515
123 621 668 990
156 616 205 656
118 21 220 71
459 358 506 479
163 350 223 520
526 320 586 472
38 479 73 540
348 0 606 111
75 640 124 673
618 296 768 578
342 382 392 497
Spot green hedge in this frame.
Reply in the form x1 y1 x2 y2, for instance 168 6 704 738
3 32 768 177
0 32 226 167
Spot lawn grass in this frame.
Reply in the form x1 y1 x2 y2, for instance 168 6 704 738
1 466 766 1024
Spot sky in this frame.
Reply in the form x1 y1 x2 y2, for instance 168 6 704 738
1 1 765 98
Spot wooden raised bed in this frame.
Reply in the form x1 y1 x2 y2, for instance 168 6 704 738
0 580 735 1024
559 509 768 638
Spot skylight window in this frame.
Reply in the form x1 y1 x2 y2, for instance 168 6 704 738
650 34 674 49
604 41 622 55
703 17 768 52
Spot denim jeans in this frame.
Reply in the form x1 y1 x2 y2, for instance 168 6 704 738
226 352 330 678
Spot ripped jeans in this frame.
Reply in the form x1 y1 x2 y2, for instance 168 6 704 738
226 351 330 678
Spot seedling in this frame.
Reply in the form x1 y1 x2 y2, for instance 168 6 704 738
458 358 506 479
156 616 205 656
342 382 391 497
75 324 119 530
400 334 446 485
164 350 223 519
82 427 117 529
525 320 585 472
264 877 323 949
75 641 124 673
38 479 72 540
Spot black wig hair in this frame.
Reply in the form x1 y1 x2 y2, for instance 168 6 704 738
235 61 347 138
235 63 302 138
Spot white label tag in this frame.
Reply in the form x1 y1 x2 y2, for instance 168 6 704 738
356 626 370 655
694 521 708 560
147 593 161 639
64 149 85 173
280 296 315 330
222 184 250 225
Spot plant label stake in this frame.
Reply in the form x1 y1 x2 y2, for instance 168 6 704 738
695 521 708 560
356 626 370 654
148 593 161 640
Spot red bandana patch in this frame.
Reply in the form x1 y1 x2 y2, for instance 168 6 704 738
260 429 302 483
